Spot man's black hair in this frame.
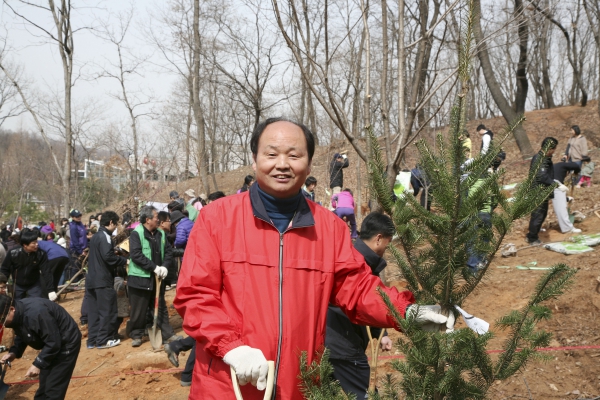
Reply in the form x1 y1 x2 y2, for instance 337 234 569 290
541 137 558 150
100 211 120 227
476 124 486 132
0 273 7 284
305 176 317 186
19 228 39 246
208 191 226 202
359 212 396 240
157 211 170 223
571 125 580 136
250 117 315 161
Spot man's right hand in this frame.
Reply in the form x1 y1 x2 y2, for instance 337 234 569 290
223 345 269 390
1 352 16 364
154 266 168 279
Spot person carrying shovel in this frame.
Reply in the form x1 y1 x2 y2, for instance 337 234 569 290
0 293 81 399
174 118 453 400
127 206 180 348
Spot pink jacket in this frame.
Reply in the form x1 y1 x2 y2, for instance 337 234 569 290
331 191 355 209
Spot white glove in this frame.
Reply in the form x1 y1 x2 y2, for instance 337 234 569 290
407 305 455 332
341 154 347 159
153 266 168 279
223 345 269 390
557 184 568 192
48 292 57 302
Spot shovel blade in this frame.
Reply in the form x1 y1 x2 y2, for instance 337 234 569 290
149 326 162 350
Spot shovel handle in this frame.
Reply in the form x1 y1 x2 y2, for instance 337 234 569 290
230 360 275 400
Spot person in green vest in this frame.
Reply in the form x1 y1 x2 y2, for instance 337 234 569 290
127 205 181 347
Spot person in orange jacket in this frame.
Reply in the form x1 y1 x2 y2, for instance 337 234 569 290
174 118 453 400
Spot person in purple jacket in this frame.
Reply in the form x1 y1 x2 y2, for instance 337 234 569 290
170 210 194 250
37 233 70 299
68 210 88 258
331 188 358 239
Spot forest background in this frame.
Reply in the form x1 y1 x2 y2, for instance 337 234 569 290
1 0 599 222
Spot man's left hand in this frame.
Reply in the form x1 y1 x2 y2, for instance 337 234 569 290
379 336 393 351
25 365 40 378
407 304 456 332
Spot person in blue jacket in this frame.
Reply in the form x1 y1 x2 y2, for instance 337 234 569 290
37 232 70 299
171 210 194 249
68 209 88 258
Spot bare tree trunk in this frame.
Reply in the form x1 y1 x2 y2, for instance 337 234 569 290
185 102 192 178
582 0 600 117
531 0 588 106
473 0 534 157
381 0 393 168
539 1 556 108
49 0 74 215
396 0 406 160
193 0 210 194
0 62 63 181
514 0 529 114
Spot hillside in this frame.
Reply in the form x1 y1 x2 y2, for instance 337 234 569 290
4 101 600 399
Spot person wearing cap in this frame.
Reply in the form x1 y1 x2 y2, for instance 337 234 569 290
1 228 52 300
68 210 88 258
127 205 180 347
329 152 349 194
169 190 180 201
184 189 196 205
171 211 194 250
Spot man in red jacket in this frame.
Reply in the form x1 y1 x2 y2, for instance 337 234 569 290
174 118 451 400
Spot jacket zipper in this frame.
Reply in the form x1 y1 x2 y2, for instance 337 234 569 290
271 232 284 400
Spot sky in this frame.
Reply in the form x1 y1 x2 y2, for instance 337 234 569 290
1 0 178 138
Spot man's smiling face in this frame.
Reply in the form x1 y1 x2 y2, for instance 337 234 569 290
252 121 311 199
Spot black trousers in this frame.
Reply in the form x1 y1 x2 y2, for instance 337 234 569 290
80 290 89 324
170 336 196 383
128 285 174 340
87 287 118 346
330 357 370 399
14 282 44 301
45 257 70 292
526 200 549 242
34 345 80 400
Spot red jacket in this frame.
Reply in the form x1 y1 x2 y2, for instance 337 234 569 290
174 186 415 399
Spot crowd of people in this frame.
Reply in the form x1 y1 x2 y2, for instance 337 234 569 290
0 118 593 399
